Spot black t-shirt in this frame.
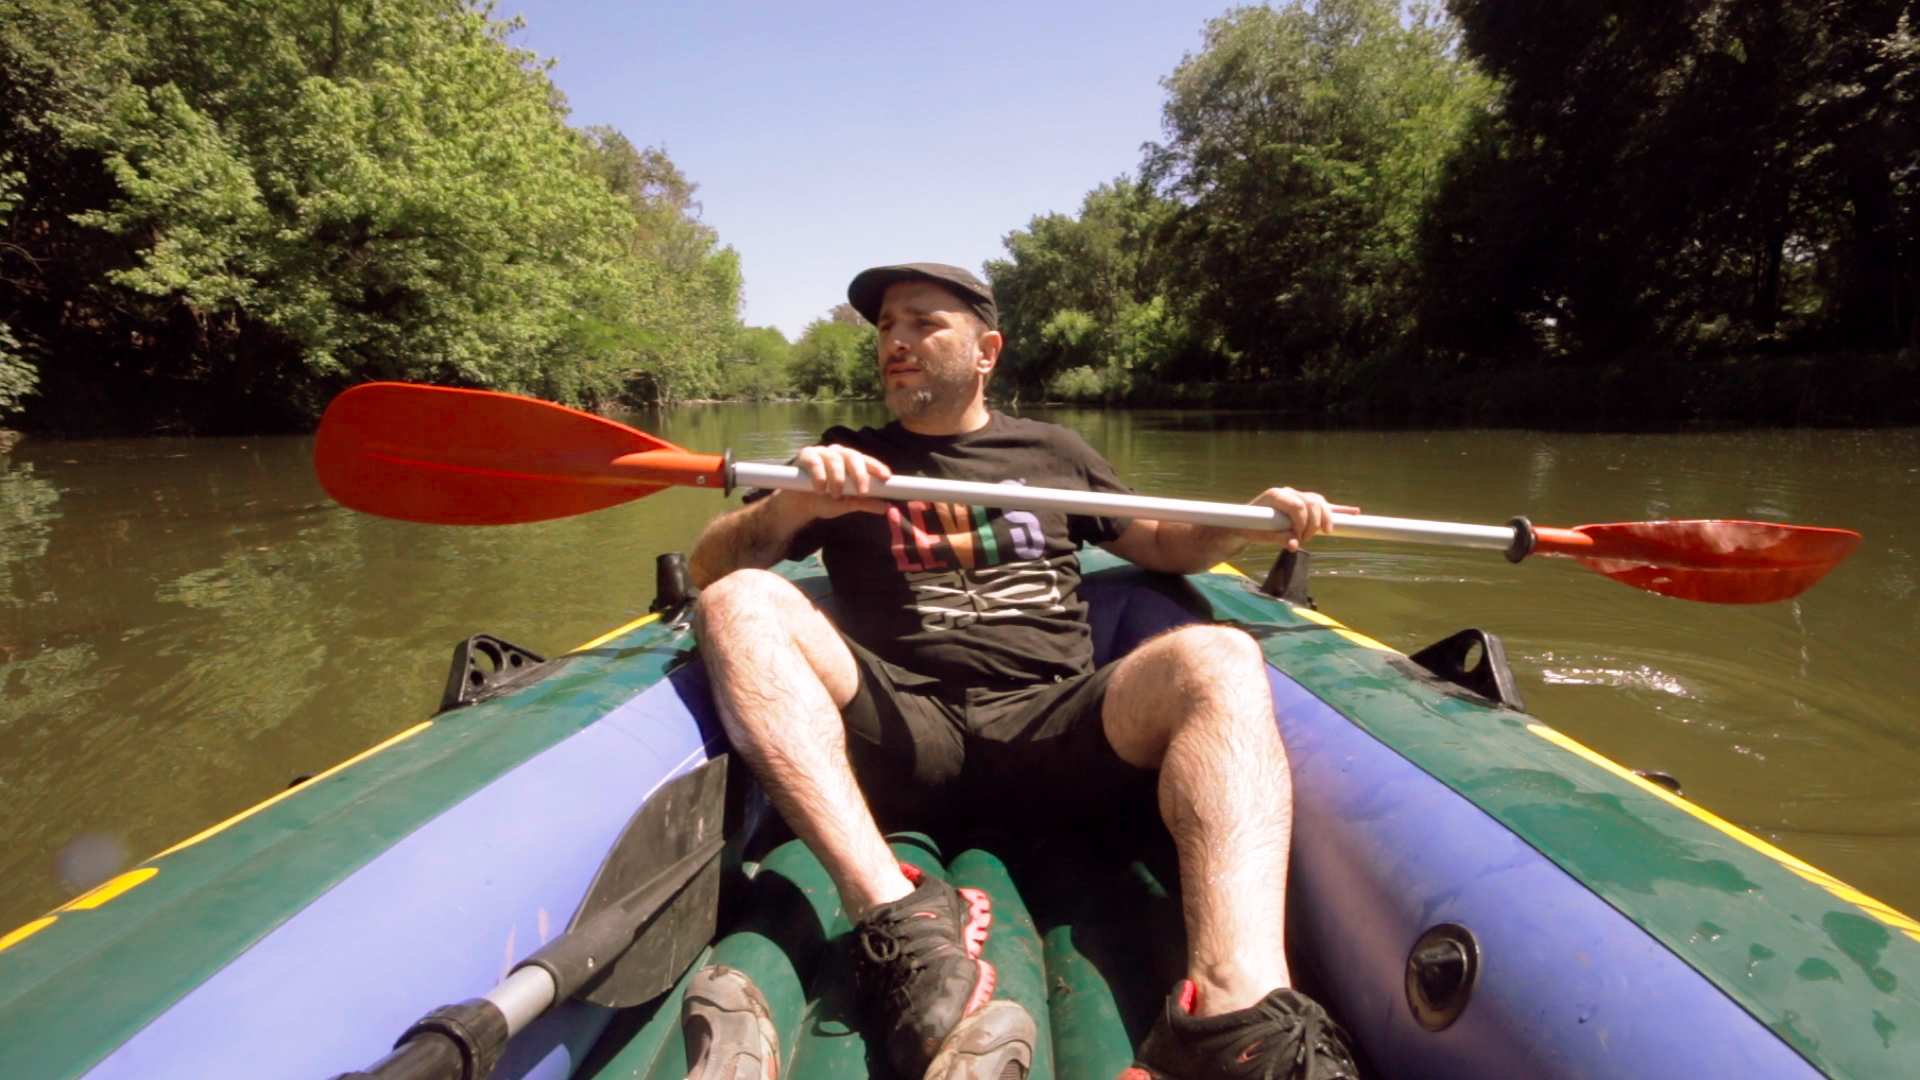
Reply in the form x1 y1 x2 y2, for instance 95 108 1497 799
780 412 1134 688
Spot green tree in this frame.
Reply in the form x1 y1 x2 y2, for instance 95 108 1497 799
0 0 745 432
1147 0 1495 382
1424 0 1920 365
989 2 1492 399
715 325 791 401
989 178 1201 391
576 126 744 405
0 0 130 421
789 315 877 400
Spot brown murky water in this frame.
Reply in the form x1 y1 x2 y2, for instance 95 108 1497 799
3 404 1916 933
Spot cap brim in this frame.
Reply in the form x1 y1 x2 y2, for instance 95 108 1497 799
846 268 922 326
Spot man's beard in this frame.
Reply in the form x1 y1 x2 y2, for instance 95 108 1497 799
885 349 977 420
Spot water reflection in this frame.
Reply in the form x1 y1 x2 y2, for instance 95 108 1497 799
1 460 61 611
1 413 1916 933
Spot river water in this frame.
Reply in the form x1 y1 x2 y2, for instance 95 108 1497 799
2 404 1916 934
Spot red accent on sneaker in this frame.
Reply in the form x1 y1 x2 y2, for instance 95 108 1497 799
1116 1069 1152 1080
958 887 993 958
1176 980 1200 1016
964 958 998 1017
899 862 924 885
1234 1041 1266 1063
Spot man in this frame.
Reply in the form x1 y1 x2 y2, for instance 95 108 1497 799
689 264 1361 1080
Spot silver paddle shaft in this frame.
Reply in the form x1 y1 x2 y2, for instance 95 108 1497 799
483 965 556 1036
731 463 1517 550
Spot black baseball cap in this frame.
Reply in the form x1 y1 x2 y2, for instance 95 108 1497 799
847 263 997 331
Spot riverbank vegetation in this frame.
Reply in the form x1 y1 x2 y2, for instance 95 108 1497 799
991 0 1920 427
0 0 789 433
4 0 1915 432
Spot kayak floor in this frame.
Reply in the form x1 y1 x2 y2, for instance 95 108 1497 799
575 816 1200 1080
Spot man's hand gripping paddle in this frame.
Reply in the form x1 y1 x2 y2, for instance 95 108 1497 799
314 383 1862 605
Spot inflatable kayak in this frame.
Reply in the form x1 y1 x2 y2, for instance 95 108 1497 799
1 550 1916 1080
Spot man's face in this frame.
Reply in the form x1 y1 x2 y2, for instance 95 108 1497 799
875 281 992 420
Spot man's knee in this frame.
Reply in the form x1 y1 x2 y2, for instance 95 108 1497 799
694 568 804 637
1108 624 1270 759
1156 624 1266 687
1141 625 1273 737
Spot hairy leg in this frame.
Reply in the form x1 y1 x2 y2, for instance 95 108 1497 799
695 569 913 917
1103 625 1292 1016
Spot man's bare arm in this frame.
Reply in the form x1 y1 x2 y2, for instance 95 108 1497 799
1103 519 1252 575
1102 487 1357 575
689 494 815 586
688 445 894 587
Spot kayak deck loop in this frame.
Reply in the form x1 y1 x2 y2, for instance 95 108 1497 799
1405 629 1527 712
437 634 567 714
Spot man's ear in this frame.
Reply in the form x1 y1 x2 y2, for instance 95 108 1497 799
974 330 1004 375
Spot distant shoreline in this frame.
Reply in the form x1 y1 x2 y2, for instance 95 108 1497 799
6 348 1914 443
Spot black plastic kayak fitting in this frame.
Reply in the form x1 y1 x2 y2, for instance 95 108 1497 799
652 552 698 614
1260 548 1315 608
437 635 551 714
1406 923 1480 1032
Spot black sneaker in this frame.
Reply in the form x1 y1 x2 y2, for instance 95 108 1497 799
851 863 999 1079
1121 980 1360 1080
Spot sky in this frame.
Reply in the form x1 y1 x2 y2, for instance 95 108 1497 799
502 1 1236 339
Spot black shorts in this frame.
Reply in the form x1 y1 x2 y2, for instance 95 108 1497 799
837 634 1156 830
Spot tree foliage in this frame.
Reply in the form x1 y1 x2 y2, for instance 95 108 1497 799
989 179 1196 397
789 315 878 400
1148 0 1493 377
989 0 1493 400
716 325 792 401
0 0 743 432
991 0 1916 422
1423 0 1920 366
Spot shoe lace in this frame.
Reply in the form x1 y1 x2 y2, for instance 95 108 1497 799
1234 997 1355 1080
858 920 914 967
855 918 937 1007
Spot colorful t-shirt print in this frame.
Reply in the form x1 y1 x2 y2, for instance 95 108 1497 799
780 413 1134 688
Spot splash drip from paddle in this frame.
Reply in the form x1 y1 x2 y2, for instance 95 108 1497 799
314 383 1861 604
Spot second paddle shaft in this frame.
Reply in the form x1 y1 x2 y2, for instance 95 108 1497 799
731 462 1525 552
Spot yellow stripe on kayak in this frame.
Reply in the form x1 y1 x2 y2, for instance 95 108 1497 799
152 720 434 860
571 611 663 653
2 721 431 950
1268 601 1398 652
1 612 666 952
1208 564 1404 651
1291 607 1343 627
59 868 158 912
1529 723 1920 943
1333 628 1396 652
0 917 57 954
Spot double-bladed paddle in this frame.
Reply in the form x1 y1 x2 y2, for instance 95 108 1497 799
313 383 1861 605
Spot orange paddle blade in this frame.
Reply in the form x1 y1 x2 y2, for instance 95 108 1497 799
1533 521 1861 604
314 384 722 525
